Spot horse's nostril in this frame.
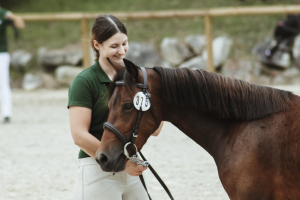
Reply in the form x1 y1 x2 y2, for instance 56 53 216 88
98 153 108 166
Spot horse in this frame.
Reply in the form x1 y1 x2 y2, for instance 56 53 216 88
95 58 300 199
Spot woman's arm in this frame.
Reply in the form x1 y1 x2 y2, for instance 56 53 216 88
69 106 100 158
152 121 164 136
6 12 25 29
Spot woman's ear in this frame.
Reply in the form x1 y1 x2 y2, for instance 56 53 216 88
123 58 139 82
93 40 100 51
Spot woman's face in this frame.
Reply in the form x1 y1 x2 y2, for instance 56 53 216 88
98 32 128 65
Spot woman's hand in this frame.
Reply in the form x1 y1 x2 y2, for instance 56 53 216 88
6 12 25 29
124 160 148 176
152 121 164 136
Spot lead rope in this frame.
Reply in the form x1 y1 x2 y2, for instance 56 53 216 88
139 151 175 200
139 173 152 200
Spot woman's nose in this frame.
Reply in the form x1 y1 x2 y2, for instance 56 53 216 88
118 47 125 55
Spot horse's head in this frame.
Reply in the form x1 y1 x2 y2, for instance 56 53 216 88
95 58 162 172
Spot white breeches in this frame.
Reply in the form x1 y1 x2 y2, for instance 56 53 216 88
0 52 12 118
74 157 149 200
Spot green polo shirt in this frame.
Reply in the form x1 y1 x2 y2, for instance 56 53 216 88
68 61 111 159
0 8 12 52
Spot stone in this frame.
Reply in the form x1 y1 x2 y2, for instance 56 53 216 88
37 47 48 61
291 77 300 85
272 75 288 85
158 60 175 68
257 75 272 85
254 39 291 69
38 48 63 67
234 60 255 83
160 37 193 65
222 59 258 83
252 62 262 77
178 56 206 70
125 42 162 68
10 50 32 69
269 51 291 69
55 66 83 86
222 59 239 78
293 35 300 67
259 64 282 77
36 72 60 89
234 71 253 83
184 35 206 55
252 38 272 56
65 51 83 66
22 73 42 91
202 36 232 68
282 67 300 78
38 45 83 69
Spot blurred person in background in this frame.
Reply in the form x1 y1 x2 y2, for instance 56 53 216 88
265 14 300 57
68 15 163 200
0 6 25 123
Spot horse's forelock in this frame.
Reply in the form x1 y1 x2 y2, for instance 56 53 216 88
108 68 137 101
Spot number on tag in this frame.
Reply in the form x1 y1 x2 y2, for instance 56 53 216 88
133 92 151 111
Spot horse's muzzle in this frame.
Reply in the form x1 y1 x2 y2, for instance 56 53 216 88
96 151 127 172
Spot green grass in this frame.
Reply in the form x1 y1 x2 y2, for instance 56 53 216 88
4 0 296 62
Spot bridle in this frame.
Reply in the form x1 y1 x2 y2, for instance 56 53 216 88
102 67 174 200
103 67 160 161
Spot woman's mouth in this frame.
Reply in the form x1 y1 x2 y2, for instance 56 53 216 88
113 55 124 60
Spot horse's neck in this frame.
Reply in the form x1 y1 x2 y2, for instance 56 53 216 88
162 105 230 157
149 69 231 156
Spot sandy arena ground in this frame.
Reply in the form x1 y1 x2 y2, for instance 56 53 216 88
1 85 300 200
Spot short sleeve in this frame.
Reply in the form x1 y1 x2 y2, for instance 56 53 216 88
68 76 93 109
0 9 12 24
4 10 11 18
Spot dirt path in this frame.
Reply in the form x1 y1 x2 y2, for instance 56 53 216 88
1 85 299 200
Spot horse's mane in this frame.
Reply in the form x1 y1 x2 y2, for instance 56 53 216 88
153 67 294 121
109 67 295 121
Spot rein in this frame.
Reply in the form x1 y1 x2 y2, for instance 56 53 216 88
103 67 174 200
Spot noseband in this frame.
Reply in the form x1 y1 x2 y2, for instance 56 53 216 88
102 67 174 200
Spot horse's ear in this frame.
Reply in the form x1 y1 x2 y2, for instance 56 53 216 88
123 58 139 82
106 57 124 72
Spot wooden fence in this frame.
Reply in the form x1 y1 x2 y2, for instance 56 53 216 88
19 5 300 71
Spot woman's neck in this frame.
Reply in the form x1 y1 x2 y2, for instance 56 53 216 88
98 57 116 81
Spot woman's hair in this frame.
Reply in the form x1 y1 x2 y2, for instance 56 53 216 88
91 15 127 61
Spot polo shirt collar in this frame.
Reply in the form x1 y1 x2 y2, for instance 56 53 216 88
92 60 111 83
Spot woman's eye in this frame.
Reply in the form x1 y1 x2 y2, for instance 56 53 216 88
123 103 133 110
111 46 117 49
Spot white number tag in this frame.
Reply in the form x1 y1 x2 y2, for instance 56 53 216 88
133 92 151 111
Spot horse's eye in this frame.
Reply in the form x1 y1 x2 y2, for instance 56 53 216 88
123 103 133 111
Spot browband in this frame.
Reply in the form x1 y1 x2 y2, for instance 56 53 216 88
115 67 149 89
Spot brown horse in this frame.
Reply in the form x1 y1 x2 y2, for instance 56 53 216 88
96 59 300 199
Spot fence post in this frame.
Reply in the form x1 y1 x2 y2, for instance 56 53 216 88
81 18 90 69
204 14 214 72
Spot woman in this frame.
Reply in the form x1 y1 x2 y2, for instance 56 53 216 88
0 7 25 123
68 15 163 200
